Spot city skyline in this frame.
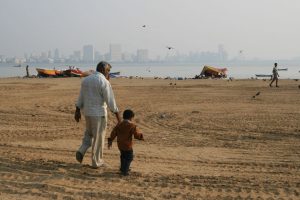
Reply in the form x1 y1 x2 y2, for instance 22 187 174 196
1 0 300 60
2 42 300 65
0 43 233 64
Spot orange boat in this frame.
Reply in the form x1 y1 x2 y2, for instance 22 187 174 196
36 68 57 77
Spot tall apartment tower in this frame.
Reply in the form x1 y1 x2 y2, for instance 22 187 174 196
137 49 149 62
109 44 122 62
54 48 60 60
218 44 228 62
83 45 94 63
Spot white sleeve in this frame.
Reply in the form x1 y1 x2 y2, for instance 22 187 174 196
76 87 84 109
102 81 119 113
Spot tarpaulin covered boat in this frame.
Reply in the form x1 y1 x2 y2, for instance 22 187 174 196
200 66 227 78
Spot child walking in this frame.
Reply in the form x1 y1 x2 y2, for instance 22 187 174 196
108 109 144 176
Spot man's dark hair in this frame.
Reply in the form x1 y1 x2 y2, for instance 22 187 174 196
123 109 135 120
274 63 278 66
96 61 111 72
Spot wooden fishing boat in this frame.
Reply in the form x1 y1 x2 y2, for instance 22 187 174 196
62 66 83 77
255 74 272 78
55 70 65 77
110 71 120 76
36 68 57 77
63 68 83 77
109 71 121 78
278 68 288 71
81 70 95 77
80 71 121 78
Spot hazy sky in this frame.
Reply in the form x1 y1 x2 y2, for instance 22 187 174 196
1 0 300 59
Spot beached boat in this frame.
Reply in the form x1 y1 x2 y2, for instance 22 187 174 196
110 71 120 76
12 64 21 67
36 68 57 77
278 68 288 71
81 70 95 77
200 66 227 78
55 70 65 77
255 74 272 78
63 68 83 77
80 71 121 78
109 71 121 78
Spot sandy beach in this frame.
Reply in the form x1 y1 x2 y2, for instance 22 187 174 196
0 77 299 200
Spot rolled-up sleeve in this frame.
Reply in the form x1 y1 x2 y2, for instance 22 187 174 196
102 81 119 113
76 87 84 109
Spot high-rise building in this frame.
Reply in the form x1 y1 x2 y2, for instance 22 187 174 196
41 52 48 59
73 51 81 61
122 52 132 62
94 51 104 62
48 50 52 59
54 48 60 60
218 44 228 61
109 44 122 62
24 53 28 59
83 45 94 63
0 55 6 63
137 49 149 62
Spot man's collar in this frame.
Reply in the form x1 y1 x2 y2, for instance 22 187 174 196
95 71 105 77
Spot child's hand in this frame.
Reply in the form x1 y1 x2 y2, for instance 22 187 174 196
107 138 112 149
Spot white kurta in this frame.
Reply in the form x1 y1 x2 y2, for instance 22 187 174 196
76 72 119 116
76 72 119 167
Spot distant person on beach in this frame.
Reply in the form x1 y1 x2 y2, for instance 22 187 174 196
26 65 29 77
74 61 121 168
269 63 279 87
108 109 144 176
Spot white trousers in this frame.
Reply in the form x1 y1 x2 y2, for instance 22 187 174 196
78 116 107 167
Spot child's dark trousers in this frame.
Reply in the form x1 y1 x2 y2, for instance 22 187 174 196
120 149 133 175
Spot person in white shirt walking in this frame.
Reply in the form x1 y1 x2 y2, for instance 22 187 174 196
74 61 121 168
269 63 279 87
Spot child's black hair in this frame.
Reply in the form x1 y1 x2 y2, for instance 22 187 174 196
123 109 135 120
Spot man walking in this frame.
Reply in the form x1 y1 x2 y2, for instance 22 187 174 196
25 65 30 77
74 61 121 168
269 63 279 87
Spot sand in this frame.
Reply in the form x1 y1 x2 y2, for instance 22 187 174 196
0 77 299 200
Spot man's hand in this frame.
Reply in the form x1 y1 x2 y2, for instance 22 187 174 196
140 134 144 141
74 107 81 122
107 138 112 149
114 112 121 124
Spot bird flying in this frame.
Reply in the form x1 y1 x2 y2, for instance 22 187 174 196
166 46 174 50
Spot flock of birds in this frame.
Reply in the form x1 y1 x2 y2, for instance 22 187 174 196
142 25 175 51
142 24 175 76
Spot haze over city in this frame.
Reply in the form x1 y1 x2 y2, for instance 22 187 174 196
1 0 300 60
